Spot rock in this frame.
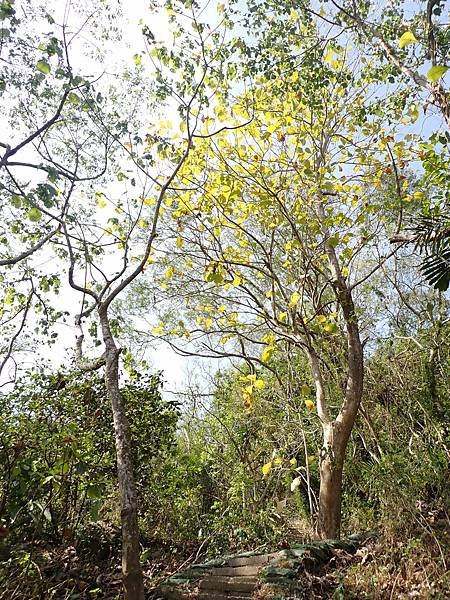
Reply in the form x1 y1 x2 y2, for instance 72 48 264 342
199 575 259 593
261 566 297 581
209 565 262 577
226 552 278 567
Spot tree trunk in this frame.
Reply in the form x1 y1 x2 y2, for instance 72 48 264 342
99 307 144 600
317 424 345 539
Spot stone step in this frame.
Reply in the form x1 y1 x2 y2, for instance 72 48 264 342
199 575 259 593
209 565 262 577
198 594 252 600
156 585 188 600
225 552 278 567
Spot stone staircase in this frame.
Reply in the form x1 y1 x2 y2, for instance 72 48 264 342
197 553 277 599
154 536 365 599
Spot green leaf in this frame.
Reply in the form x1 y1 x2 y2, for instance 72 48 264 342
27 207 42 222
36 183 57 207
75 462 88 475
36 60 51 75
67 92 80 105
86 484 103 500
0 1 14 20
324 322 338 334
426 65 449 82
329 234 340 247
10 195 22 208
398 31 418 49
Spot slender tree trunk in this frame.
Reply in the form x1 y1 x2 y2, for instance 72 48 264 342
99 307 144 600
315 311 363 540
317 424 345 539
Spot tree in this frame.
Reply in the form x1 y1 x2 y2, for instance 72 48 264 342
138 38 414 538
321 0 450 127
1 1 240 596
300 0 450 288
47 3 243 600
391 136 450 290
0 0 117 382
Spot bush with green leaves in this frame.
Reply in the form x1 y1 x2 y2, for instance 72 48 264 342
0 369 179 550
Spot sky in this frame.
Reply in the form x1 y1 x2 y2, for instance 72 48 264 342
1 0 448 394
0 0 207 396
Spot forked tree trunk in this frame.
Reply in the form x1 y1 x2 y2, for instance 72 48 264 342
312 192 365 540
99 308 144 600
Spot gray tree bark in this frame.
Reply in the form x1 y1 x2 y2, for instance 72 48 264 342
99 306 144 600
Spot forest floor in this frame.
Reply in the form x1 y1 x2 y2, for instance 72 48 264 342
0 501 448 599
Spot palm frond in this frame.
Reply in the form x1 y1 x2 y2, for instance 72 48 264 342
410 211 450 291
420 246 450 291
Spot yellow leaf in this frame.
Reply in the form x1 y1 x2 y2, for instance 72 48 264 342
261 345 274 362
254 379 265 390
307 455 317 465
273 457 282 466
289 291 300 308
262 333 275 344
304 399 315 411
427 65 449 82
300 384 310 396
151 324 164 335
165 266 175 279
278 312 288 323
398 31 418 49
176 236 184 249
262 462 272 476
324 49 334 64
289 458 297 466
